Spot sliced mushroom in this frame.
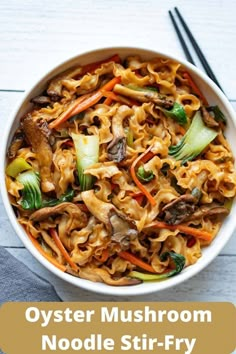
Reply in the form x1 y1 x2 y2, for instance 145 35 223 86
30 95 51 106
81 190 138 250
201 106 219 128
114 84 173 108
22 115 55 193
107 137 126 163
7 131 24 159
162 194 197 225
186 203 229 221
30 202 87 225
107 105 132 162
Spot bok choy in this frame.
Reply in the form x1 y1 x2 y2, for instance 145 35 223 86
6 157 32 178
161 102 187 125
71 133 99 191
129 252 185 281
169 110 218 164
17 170 42 210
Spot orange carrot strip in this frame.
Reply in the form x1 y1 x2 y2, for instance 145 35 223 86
49 93 91 130
183 72 208 106
104 96 113 105
95 249 109 263
78 54 121 77
27 232 66 272
141 151 155 164
49 76 121 129
145 221 212 242
130 145 157 206
119 251 156 273
102 91 123 103
50 228 79 271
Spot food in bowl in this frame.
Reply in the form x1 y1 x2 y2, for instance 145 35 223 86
5 52 236 286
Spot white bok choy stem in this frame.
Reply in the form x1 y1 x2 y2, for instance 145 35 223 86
71 133 99 191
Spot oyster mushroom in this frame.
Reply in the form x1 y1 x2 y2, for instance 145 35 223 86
114 84 173 108
201 106 219 128
107 105 133 162
81 190 138 250
7 131 24 159
22 115 55 193
162 194 198 225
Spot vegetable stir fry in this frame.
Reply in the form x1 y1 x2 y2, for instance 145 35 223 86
5 54 236 286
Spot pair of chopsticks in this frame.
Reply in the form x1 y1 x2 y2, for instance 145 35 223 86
169 7 224 93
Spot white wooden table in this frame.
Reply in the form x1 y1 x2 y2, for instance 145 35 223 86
0 0 236 302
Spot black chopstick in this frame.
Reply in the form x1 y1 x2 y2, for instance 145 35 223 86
168 10 195 66
169 7 224 93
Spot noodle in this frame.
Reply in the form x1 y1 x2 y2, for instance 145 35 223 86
5 54 236 286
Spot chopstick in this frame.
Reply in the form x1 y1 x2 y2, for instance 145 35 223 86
169 7 224 93
168 10 195 66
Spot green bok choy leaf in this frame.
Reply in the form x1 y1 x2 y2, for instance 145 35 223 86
169 110 218 164
129 252 185 281
17 170 42 210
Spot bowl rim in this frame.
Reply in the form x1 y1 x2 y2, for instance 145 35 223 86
1 45 236 296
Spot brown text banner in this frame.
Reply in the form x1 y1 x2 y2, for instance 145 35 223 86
0 302 235 354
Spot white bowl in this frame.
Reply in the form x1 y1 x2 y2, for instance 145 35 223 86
1 47 236 296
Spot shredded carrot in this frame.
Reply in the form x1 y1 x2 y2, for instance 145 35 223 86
141 151 155 164
102 91 124 104
49 93 92 130
78 54 121 77
49 76 121 129
104 96 113 105
183 72 208 106
27 231 66 272
49 228 79 271
119 251 156 273
145 221 213 242
95 249 109 263
130 145 156 206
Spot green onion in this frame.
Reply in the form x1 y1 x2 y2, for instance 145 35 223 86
126 84 158 92
137 166 155 183
124 127 134 147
